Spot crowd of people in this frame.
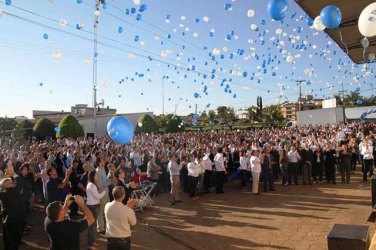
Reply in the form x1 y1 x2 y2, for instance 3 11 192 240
0 122 375 249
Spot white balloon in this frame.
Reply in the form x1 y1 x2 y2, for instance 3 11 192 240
52 51 62 59
181 16 186 21
358 2 376 37
134 0 140 5
129 53 136 59
251 24 258 31
79 23 85 29
103 80 109 88
203 16 209 22
138 122 143 127
361 37 370 48
212 48 220 56
276 28 283 35
313 16 326 31
368 53 376 61
59 19 68 27
94 10 101 17
193 32 199 37
247 9 255 18
286 55 294 63
84 58 92 64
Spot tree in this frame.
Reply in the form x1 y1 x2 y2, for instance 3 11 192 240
262 104 285 126
33 118 56 140
166 116 183 132
226 107 236 124
246 106 258 122
208 110 217 125
58 115 84 138
135 114 159 134
0 117 18 135
14 120 34 140
335 91 376 108
217 106 228 124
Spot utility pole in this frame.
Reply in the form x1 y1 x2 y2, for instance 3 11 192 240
92 0 104 137
295 80 306 112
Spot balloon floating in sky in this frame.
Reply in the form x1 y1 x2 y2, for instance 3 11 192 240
43 34 49 40
320 5 342 29
286 55 294 63
107 116 134 144
224 3 232 11
194 93 199 98
54 127 61 133
356 100 363 105
4 0 11 5
247 9 255 18
358 2 376 37
138 122 142 127
134 0 140 5
118 26 123 33
59 19 68 27
138 4 147 12
94 10 101 17
136 14 142 21
267 0 289 21
76 0 82 4
313 16 326 31
52 51 62 59
203 16 209 22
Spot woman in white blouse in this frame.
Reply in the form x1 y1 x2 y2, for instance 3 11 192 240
239 150 249 190
86 170 107 250
250 150 261 195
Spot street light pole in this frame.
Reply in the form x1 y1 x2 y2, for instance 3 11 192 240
92 0 103 137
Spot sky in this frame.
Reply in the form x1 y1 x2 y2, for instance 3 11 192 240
0 0 375 118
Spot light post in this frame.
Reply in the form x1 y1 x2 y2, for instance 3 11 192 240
92 0 105 137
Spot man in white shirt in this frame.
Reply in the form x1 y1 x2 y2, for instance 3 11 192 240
105 186 137 250
214 147 227 194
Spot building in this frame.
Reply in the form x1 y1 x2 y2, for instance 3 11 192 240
280 95 323 121
33 104 153 137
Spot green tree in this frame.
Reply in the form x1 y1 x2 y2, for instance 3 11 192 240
14 120 34 140
166 116 183 132
135 114 159 134
58 115 84 138
226 107 236 124
262 104 285 126
33 118 56 140
208 110 217 125
246 106 258 122
0 117 18 135
217 106 228 124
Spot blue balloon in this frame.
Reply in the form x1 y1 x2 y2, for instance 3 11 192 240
54 127 61 133
224 3 232 10
43 34 48 40
118 26 123 33
139 4 147 12
130 8 136 14
320 5 342 29
136 14 142 21
134 35 139 42
107 116 134 144
76 0 82 4
102 2 107 9
267 0 289 21
194 93 199 98
356 100 363 105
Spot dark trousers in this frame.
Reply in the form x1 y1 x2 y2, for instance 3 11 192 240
215 171 225 193
188 176 199 198
351 153 358 171
107 237 131 250
325 163 336 184
3 221 25 250
288 162 299 185
240 170 248 189
203 170 212 192
149 178 159 196
261 167 274 192
340 163 351 183
363 159 374 181
312 162 324 182
87 204 99 246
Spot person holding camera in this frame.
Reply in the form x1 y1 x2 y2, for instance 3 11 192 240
86 170 107 250
44 194 94 250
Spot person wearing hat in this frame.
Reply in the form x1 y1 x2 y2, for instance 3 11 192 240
44 194 94 250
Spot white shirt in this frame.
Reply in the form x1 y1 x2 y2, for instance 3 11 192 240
188 162 200 177
202 156 213 171
361 145 374 160
250 156 261 173
214 153 226 172
105 201 137 238
287 151 301 163
239 156 249 171
86 182 107 206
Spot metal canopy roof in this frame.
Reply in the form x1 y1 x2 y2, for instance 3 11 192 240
295 0 375 64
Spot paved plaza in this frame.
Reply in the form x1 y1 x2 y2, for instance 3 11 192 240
5 173 374 250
